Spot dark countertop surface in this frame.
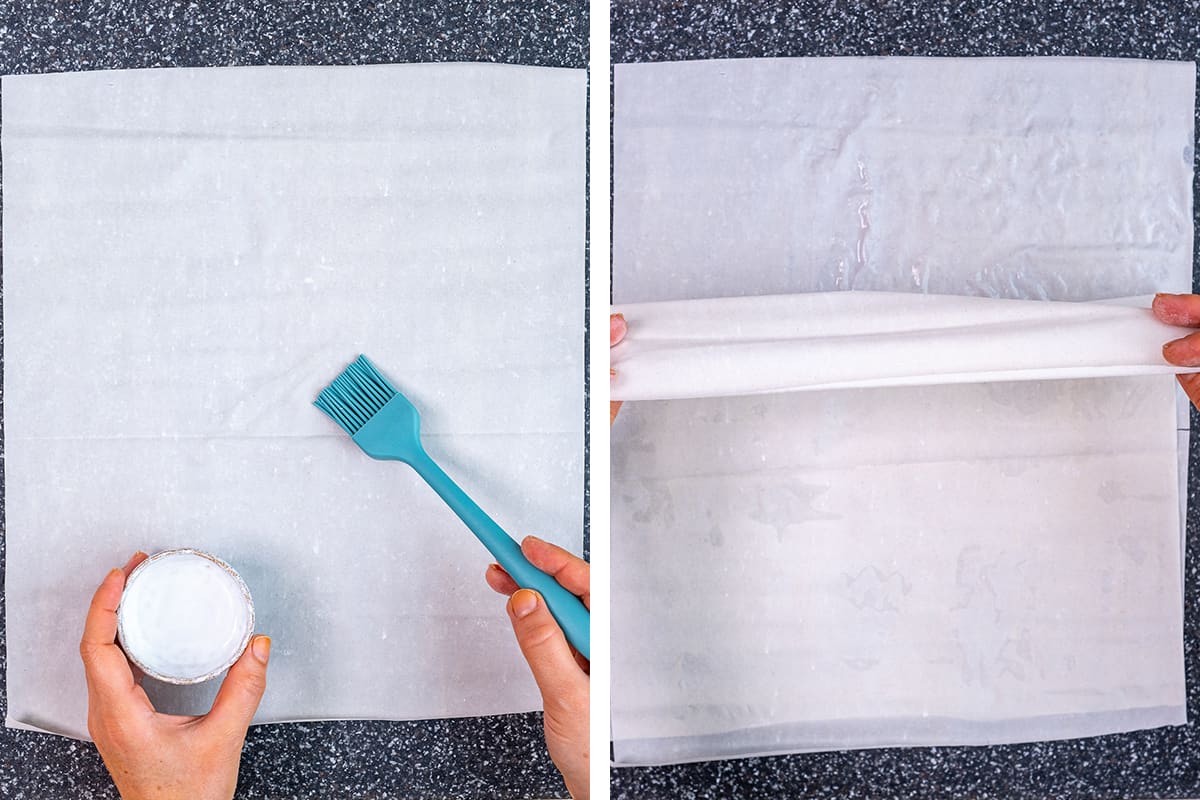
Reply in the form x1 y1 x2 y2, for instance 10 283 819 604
610 1 1200 798
0 2 587 798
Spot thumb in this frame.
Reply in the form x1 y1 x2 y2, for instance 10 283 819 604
205 635 270 736
507 590 586 705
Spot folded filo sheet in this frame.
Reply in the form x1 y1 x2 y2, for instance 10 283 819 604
611 54 1195 767
610 292 1197 401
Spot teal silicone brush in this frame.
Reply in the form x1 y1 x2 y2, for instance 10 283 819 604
315 355 589 660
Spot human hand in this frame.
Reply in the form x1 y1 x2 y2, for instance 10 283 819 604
485 537 589 800
80 551 271 800
1153 293 1200 409
610 312 627 425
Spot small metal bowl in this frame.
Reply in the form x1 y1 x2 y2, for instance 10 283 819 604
116 548 255 685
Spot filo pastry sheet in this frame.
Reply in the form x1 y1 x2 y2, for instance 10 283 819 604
3 63 585 739
610 56 1195 765
610 292 1200 402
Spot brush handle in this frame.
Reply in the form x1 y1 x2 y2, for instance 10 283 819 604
408 450 590 661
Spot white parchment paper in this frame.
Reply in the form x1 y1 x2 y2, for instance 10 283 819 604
3 63 585 739
611 56 1194 765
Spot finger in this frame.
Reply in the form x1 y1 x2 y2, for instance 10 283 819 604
1153 293 1200 327
204 635 270 737
490 566 587 670
81 551 147 650
507 590 588 703
485 563 521 596
82 569 124 649
520 537 589 609
1163 330 1200 367
80 563 141 699
612 313 628 426
610 313 627 347
1178 374 1200 412
121 550 149 578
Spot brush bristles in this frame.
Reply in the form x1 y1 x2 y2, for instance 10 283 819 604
315 355 398 435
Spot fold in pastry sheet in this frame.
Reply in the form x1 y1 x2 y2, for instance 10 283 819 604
3 63 586 739
611 292 1199 401
611 56 1195 765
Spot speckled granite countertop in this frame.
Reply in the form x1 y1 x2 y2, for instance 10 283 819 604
0 2 587 798
610 1 1200 798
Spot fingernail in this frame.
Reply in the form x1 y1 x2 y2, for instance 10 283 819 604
120 551 147 572
511 589 539 619
252 635 271 664
1163 339 1200 366
611 314 628 337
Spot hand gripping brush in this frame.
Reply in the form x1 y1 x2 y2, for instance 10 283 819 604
315 355 589 660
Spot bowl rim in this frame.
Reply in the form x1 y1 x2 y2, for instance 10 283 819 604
116 547 256 685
